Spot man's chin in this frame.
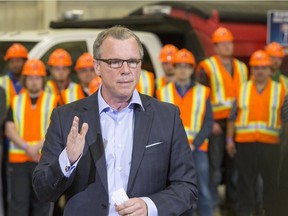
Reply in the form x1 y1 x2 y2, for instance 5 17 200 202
28 89 41 94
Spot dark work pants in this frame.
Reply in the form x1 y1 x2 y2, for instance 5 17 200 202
7 162 50 216
208 131 237 210
278 143 288 216
236 142 280 216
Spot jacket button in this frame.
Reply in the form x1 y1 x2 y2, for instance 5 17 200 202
101 203 107 209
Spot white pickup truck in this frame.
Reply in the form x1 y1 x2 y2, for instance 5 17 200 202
0 29 164 80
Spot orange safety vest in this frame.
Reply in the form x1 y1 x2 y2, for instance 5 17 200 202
9 91 58 163
156 76 168 90
136 69 155 96
0 75 22 108
197 55 248 120
157 82 210 151
235 79 285 144
61 84 86 104
45 80 78 105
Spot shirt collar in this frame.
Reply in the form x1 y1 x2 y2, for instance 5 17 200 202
174 79 195 90
8 71 19 82
98 86 144 114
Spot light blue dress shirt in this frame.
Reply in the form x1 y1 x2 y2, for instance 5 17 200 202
59 88 158 216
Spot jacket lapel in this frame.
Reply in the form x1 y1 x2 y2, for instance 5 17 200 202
127 95 153 194
79 91 108 193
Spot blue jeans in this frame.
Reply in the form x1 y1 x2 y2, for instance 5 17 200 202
192 149 213 216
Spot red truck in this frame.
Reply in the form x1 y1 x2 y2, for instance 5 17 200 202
51 1 288 71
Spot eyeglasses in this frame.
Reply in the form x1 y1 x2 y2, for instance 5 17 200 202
96 58 142 69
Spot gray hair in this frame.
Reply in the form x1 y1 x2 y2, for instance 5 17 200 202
93 25 144 59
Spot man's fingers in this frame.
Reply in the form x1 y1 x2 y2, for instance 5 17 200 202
69 117 88 142
80 123 89 137
70 116 79 138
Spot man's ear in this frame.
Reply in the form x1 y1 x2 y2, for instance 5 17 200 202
93 59 101 77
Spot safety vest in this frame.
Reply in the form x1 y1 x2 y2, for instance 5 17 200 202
45 80 59 95
0 75 21 108
136 69 155 96
156 76 168 90
61 84 85 104
235 79 285 144
157 82 210 151
279 74 288 94
45 80 77 105
198 55 248 120
9 91 58 163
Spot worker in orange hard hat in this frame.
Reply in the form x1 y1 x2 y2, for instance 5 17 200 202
265 42 288 93
0 43 28 215
5 59 58 216
61 52 97 104
266 42 288 216
0 86 5 216
226 49 288 216
211 27 234 44
156 44 179 89
136 68 155 97
0 43 28 108
45 48 77 104
88 76 102 95
196 26 248 214
157 49 213 216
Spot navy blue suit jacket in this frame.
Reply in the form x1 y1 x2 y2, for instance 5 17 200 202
33 91 198 216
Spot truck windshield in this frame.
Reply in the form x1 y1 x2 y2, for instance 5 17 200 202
0 41 37 76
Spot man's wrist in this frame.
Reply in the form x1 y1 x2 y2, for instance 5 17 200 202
22 143 29 150
226 137 233 143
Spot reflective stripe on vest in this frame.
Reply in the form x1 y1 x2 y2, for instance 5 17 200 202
202 56 247 119
156 76 167 90
136 70 155 96
235 80 282 143
10 91 57 162
45 80 59 95
158 82 209 151
0 75 16 108
45 80 78 104
62 84 85 104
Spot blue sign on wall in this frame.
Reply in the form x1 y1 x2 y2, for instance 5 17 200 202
267 10 288 46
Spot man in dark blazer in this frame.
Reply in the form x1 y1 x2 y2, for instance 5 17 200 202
33 26 197 216
0 86 6 216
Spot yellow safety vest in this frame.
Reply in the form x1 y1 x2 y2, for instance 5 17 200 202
62 84 85 104
0 75 19 108
136 69 155 96
156 76 168 90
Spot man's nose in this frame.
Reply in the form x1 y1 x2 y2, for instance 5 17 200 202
121 61 131 73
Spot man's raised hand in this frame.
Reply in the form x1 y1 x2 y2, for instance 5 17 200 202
66 116 89 164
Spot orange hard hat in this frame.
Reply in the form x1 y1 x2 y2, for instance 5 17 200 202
249 50 271 67
22 59 46 76
212 27 234 43
172 49 195 66
265 42 285 58
159 44 179 62
4 43 28 61
75 52 94 71
48 48 72 67
89 76 102 95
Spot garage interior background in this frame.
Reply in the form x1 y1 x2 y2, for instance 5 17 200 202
0 1 161 31
0 0 270 31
